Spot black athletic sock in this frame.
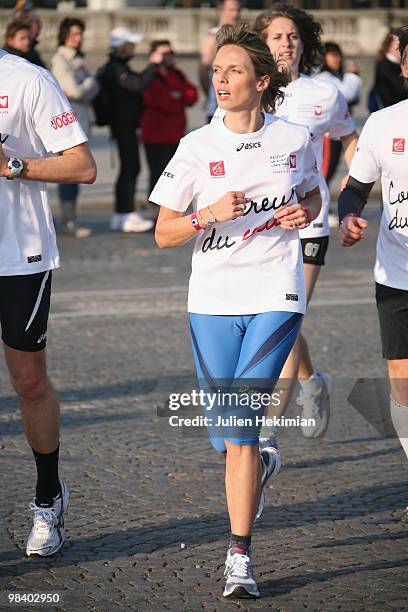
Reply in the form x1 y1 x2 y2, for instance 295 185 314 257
230 534 252 554
32 445 61 507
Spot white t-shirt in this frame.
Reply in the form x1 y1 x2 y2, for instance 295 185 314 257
314 71 362 105
274 74 355 238
0 50 87 276
149 113 319 315
348 100 408 291
212 75 355 238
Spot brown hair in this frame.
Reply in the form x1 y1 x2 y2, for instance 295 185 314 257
215 23 289 113
5 19 30 42
150 39 171 53
253 3 323 76
397 26 408 66
57 17 85 47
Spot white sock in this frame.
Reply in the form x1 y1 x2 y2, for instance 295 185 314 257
390 396 408 458
299 371 322 395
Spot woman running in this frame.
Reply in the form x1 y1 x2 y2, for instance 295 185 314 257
150 24 321 599
253 4 358 440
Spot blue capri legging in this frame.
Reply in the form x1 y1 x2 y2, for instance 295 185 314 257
189 311 302 452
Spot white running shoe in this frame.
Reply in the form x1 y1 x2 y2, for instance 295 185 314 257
297 372 332 438
255 437 282 521
223 547 259 599
110 212 154 233
26 481 70 557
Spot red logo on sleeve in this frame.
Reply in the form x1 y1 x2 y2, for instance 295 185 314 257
289 154 297 169
51 110 77 130
392 138 405 154
209 161 225 177
314 105 322 116
0 96 9 109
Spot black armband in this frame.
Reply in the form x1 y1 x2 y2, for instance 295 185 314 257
338 176 375 223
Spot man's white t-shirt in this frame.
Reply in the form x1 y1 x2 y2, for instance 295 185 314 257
348 100 408 291
274 74 355 238
149 113 319 315
0 50 87 276
213 75 355 238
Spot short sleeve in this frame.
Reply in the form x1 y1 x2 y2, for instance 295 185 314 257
328 88 355 139
149 140 199 212
29 71 87 154
348 115 380 184
295 133 320 199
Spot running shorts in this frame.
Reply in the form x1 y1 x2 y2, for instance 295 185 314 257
375 282 408 360
301 236 329 266
189 311 302 452
0 271 52 352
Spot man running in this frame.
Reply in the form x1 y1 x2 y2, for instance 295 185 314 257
338 26 408 523
0 48 96 555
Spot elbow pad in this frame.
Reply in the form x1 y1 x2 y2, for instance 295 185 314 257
338 176 374 223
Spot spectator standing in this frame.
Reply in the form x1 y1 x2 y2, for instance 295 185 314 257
13 0 46 68
141 40 198 196
374 29 407 108
98 28 165 233
199 0 241 122
51 18 99 237
3 20 32 59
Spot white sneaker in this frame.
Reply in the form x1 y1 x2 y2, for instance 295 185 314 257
223 547 259 599
26 481 70 557
297 372 332 438
110 212 154 233
255 437 282 521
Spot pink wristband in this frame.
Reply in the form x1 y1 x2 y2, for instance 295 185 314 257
191 212 203 231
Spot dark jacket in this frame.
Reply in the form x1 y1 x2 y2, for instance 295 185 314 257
375 56 407 108
3 41 46 68
99 54 157 130
141 67 198 144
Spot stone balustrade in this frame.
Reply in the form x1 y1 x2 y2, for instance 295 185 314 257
0 8 407 56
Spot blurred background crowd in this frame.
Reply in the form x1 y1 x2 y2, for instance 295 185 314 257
1 0 407 236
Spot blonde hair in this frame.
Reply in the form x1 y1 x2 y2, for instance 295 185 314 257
216 23 289 113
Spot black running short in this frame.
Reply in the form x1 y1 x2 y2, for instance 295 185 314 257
301 236 329 266
0 271 52 352
375 282 408 360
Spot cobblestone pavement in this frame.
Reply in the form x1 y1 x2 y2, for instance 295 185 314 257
0 202 407 612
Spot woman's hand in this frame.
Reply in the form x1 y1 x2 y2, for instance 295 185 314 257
274 203 311 230
210 191 251 222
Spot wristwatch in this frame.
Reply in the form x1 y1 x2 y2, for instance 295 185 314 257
6 157 24 180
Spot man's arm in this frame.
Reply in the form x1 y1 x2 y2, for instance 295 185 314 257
337 176 374 247
0 142 97 184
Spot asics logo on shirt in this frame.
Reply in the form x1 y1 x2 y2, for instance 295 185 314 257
236 142 261 152
51 110 77 130
0 96 9 109
392 138 405 154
